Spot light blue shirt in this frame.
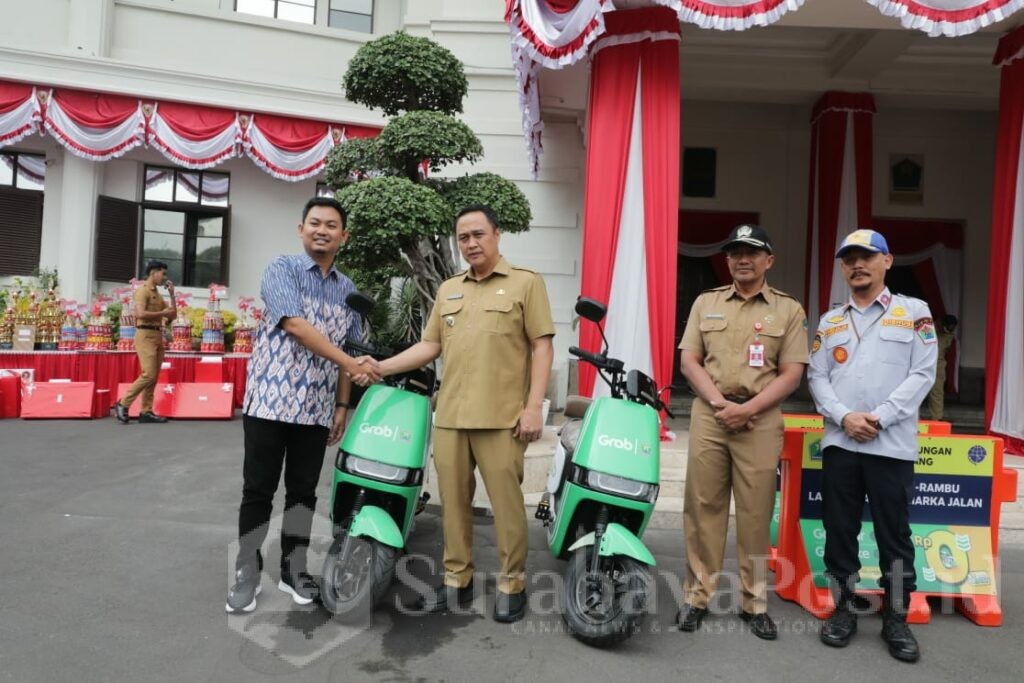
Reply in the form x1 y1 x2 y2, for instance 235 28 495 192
807 288 938 461
243 254 359 428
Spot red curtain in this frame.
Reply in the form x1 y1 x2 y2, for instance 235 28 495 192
249 113 329 152
0 81 33 113
156 102 236 140
986 29 1024 452
51 89 139 127
578 7 680 398
804 92 876 317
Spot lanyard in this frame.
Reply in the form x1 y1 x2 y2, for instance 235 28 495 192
848 295 890 343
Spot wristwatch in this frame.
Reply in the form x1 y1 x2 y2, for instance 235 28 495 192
335 401 352 409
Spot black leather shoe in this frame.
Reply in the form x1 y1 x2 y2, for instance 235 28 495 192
138 411 168 423
820 608 857 647
676 604 708 632
115 402 130 424
881 614 920 663
494 590 527 623
415 582 474 613
739 610 778 640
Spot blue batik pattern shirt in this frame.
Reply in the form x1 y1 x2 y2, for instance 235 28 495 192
243 254 360 428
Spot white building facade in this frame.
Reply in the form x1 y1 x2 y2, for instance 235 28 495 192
0 0 1019 407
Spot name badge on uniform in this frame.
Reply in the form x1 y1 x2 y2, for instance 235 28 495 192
748 343 765 368
446 293 463 300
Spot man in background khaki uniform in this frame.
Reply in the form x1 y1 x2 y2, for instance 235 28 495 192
116 260 176 424
380 204 554 623
677 224 808 640
927 314 957 420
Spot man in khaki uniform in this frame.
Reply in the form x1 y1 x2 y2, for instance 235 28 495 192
116 260 176 424
927 314 957 420
677 225 808 640
380 204 554 623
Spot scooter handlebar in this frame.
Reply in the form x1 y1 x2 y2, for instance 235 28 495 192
569 346 605 367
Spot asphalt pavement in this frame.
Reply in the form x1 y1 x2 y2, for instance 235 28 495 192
0 419 1020 683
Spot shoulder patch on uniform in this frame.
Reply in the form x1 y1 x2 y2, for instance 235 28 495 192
769 287 797 301
915 317 937 344
812 333 822 353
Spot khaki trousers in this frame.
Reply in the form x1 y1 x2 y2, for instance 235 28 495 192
927 368 946 421
433 427 528 594
683 398 783 614
121 329 165 413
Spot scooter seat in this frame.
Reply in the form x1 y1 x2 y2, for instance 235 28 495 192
559 418 584 457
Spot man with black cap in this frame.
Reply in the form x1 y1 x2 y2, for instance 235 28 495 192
808 229 937 663
677 224 808 640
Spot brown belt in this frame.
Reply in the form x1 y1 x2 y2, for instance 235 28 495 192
722 394 752 404
137 325 161 331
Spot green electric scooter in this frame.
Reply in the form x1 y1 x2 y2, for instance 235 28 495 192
320 292 435 619
536 297 672 647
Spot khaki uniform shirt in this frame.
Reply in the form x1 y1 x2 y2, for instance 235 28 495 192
134 283 166 330
424 257 555 429
679 282 808 398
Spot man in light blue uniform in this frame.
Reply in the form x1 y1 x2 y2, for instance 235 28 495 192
808 229 937 663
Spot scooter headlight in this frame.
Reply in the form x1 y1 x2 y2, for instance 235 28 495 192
343 454 410 484
585 469 657 503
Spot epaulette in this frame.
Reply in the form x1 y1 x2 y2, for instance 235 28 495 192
702 285 731 294
769 287 798 301
510 264 538 274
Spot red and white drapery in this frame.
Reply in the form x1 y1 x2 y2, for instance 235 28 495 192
0 79 379 181
576 8 680 420
804 92 876 318
505 1 1021 173
987 26 1024 454
0 82 42 147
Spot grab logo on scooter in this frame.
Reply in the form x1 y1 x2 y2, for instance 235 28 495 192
597 434 651 455
359 423 412 443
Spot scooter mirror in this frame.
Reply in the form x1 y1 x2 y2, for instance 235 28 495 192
346 291 376 318
575 297 607 323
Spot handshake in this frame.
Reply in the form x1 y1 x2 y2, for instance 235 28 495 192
347 355 383 387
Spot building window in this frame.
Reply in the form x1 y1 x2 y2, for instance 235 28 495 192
329 0 372 33
0 151 45 275
141 166 230 287
0 151 46 191
235 0 315 25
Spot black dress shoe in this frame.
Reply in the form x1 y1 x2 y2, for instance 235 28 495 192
676 604 708 632
820 608 857 647
494 590 527 623
739 610 778 640
115 402 130 424
415 582 474 613
138 411 168 423
881 614 920 663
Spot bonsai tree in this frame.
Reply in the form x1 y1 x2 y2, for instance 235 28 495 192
326 32 532 340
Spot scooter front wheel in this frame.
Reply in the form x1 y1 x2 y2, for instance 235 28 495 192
562 549 651 648
321 532 398 620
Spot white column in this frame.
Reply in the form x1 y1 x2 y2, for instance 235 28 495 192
68 0 114 57
53 154 103 303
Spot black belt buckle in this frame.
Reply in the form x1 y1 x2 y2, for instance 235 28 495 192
723 394 751 404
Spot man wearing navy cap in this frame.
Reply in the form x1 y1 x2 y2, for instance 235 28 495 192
808 229 937 663
677 224 808 640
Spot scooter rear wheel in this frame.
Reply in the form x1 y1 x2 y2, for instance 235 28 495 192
321 532 398 620
562 549 651 648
